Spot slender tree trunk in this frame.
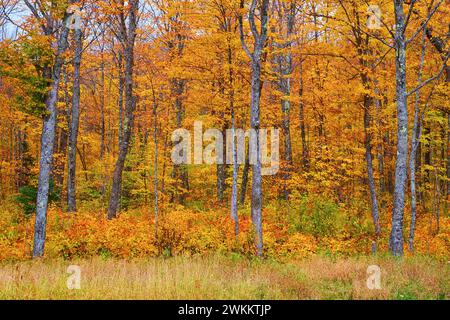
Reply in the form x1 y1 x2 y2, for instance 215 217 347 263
238 0 269 256
424 124 431 187
33 16 71 258
363 93 381 236
250 57 263 256
171 78 189 204
228 41 239 236
277 2 294 200
390 0 408 256
231 108 239 236
408 30 427 251
239 146 250 205
118 51 124 147
100 66 106 159
217 125 227 202
67 28 83 212
374 91 385 195
54 105 68 190
152 90 159 238
299 58 308 170
107 0 138 219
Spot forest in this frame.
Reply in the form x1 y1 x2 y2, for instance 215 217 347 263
0 0 449 300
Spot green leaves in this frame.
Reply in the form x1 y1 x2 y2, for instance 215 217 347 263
0 40 50 117
15 180 61 217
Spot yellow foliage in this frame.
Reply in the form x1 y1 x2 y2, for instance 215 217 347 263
280 233 318 259
0 205 449 261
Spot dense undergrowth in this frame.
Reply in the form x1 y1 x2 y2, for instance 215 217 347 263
1 195 449 261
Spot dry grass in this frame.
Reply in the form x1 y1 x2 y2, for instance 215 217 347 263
0 254 448 300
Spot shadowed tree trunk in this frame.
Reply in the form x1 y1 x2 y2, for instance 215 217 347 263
239 145 250 205
107 0 139 219
239 0 269 257
299 58 309 170
118 51 125 147
151 83 159 238
275 0 295 200
67 27 83 212
363 93 381 236
171 78 189 204
408 30 427 252
338 1 381 237
217 125 227 202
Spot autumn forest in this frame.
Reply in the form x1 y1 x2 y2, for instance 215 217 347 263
0 0 449 300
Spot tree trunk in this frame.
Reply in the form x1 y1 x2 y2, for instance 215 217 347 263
250 58 263 256
171 78 189 204
238 0 269 256
107 0 138 219
239 145 250 205
33 17 71 258
408 30 427 252
217 126 227 202
67 28 83 212
363 93 381 236
299 58 308 170
228 41 239 236
118 51 124 147
230 108 239 236
277 2 294 200
390 0 408 256
152 89 159 238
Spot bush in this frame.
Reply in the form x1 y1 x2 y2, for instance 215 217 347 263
15 180 60 217
289 195 341 237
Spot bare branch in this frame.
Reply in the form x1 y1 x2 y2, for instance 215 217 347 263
407 52 449 96
407 0 444 45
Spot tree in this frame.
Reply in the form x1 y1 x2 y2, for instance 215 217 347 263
24 0 76 257
273 0 295 200
390 0 446 256
239 0 270 256
107 0 139 219
67 8 83 212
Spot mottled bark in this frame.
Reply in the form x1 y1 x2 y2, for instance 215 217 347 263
32 12 72 258
238 0 269 257
230 109 239 236
228 41 239 236
390 0 408 256
250 60 263 257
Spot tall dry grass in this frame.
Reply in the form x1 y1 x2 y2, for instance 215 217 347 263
0 255 448 299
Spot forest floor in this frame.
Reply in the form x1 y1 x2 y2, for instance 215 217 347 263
0 254 448 300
